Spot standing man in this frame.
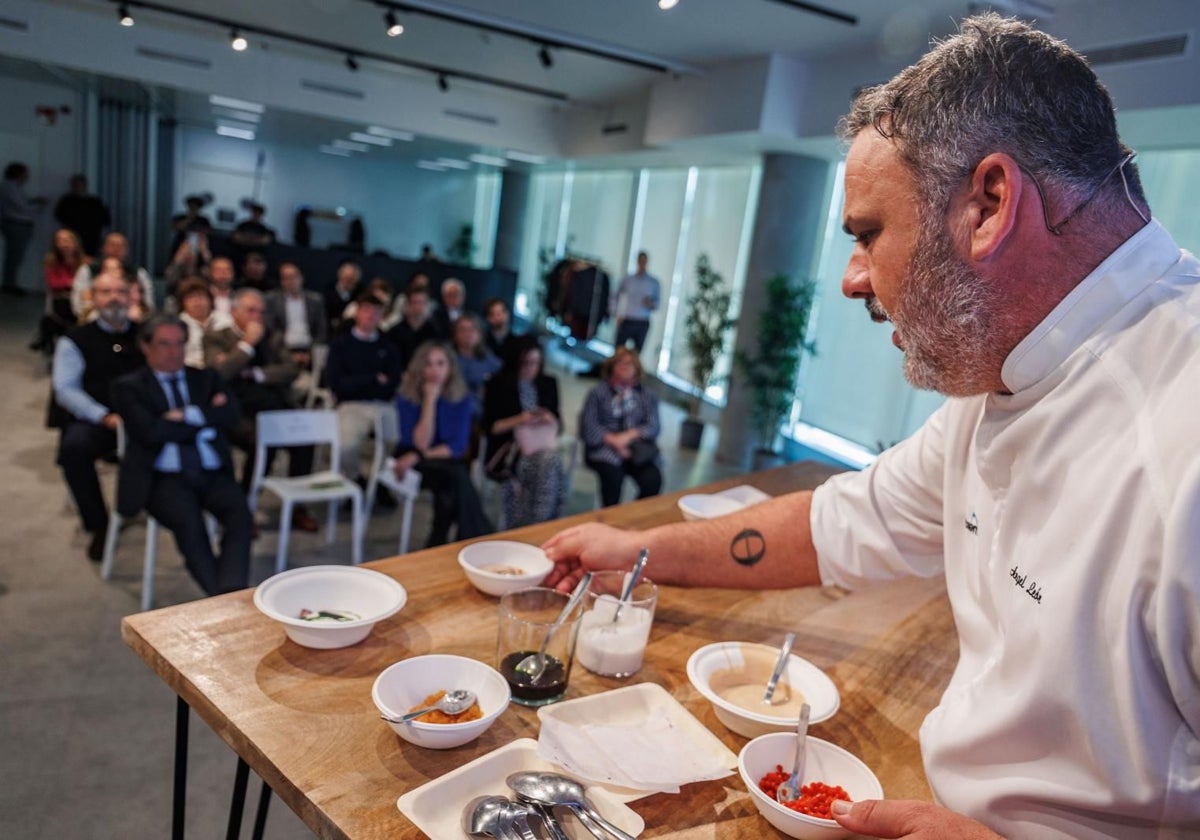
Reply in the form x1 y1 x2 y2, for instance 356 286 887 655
113 316 252 596
204 289 318 532
324 259 361 334
1 162 38 295
544 14 1200 839
53 174 110 257
52 272 144 560
611 251 660 352
231 203 275 252
264 262 327 366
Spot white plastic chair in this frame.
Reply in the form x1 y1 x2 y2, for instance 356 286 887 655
304 343 334 409
100 421 216 611
363 405 421 555
247 409 364 573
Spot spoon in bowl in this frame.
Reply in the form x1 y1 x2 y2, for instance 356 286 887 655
776 701 812 804
507 771 635 840
762 632 796 704
379 688 476 725
513 573 592 683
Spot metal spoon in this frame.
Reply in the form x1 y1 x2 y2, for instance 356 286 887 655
513 573 592 683
462 795 515 839
776 701 812 804
379 688 476 725
506 771 635 840
608 548 649 625
762 632 796 704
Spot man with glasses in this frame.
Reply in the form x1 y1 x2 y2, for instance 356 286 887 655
544 14 1199 839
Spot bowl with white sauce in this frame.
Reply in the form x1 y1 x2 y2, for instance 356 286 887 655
457 540 554 597
687 641 840 738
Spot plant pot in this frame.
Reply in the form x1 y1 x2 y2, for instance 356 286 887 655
679 418 704 450
751 449 785 471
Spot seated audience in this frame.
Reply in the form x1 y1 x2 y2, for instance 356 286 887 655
32 228 85 354
176 277 231 368
325 293 402 491
483 336 565 528
204 289 317 532
264 261 327 366
483 297 519 360
238 251 271 292
339 277 393 334
168 194 212 257
208 257 236 319
112 315 252 596
451 313 501 418
72 231 154 319
385 284 439 372
392 342 492 547
578 347 662 507
51 272 144 560
323 259 361 334
382 271 430 331
162 229 211 300
431 277 468 337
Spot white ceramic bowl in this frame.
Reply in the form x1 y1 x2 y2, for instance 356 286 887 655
253 565 407 649
372 654 511 749
457 540 553 597
687 641 840 738
678 493 746 521
738 732 883 839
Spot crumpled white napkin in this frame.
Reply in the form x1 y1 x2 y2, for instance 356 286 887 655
536 706 733 794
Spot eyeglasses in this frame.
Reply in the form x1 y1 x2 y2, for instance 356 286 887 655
1019 152 1147 236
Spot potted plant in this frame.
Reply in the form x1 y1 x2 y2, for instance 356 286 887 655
735 272 817 468
446 223 475 264
680 254 735 449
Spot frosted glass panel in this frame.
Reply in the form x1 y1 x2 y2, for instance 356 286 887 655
471 171 501 268
561 171 636 343
515 171 566 321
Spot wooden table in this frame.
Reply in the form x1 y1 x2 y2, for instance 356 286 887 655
123 463 958 839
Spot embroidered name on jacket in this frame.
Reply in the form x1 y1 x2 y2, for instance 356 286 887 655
1009 565 1043 604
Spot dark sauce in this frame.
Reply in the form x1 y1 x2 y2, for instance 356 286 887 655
499 651 569 703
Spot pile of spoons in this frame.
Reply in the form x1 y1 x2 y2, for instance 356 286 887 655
462 770 635 840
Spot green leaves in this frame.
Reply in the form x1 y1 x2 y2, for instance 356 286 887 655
683 254 736 418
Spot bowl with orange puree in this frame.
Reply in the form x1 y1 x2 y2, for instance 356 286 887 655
686 641 840 738
739 731 883 839
373 654 511 749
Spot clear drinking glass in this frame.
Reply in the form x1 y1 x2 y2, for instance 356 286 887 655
575 570 658 678
497 587 583 706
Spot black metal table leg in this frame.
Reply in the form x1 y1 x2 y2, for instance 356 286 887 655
226 757 250 840
173 696 189 840
251 780 272 840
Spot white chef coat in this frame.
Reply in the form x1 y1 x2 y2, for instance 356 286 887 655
810 220 1200 839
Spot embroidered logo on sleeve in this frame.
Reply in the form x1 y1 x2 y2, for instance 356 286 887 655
1009 565 1043 604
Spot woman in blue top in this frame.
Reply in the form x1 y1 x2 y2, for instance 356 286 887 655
452 313 502 418
392 341 492 547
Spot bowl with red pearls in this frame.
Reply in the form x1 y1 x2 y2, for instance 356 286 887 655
738 731 883 839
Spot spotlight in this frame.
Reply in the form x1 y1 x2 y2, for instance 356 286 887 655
118 3 134 26
659 0 679 8
538 45 553 68
384 10 404 37
437 73 449 92
345 54 359 71
230 28 248 51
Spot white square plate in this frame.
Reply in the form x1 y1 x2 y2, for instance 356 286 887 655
397 738 644 839
536 682 738 795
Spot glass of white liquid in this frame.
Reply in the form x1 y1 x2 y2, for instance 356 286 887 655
575 570 658 678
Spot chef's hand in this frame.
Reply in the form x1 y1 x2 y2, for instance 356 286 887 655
831 799 1003 840
541 523 642 592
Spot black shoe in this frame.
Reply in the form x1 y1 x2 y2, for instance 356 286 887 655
87 531 106 562
374 483 398 510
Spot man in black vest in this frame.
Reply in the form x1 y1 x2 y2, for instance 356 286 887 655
52 272 144 560
113 316 252 596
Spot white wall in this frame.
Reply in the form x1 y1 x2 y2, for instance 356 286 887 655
176 127 482 260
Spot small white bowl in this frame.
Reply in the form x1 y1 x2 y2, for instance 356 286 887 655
687 641 840 738
457 540 553 597
739 732 883 839
253 565 407 649
678 493 746 521
372 654 511 749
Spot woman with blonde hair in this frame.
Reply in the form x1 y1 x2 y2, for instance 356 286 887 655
31 228 85 353
392 341 492 546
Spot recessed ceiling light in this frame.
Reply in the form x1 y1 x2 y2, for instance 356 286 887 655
349 132 392 147
216 125 255 140
367 126 415 141
469 154 508 167
320 145 353 157
417 161 449 171
216 119 258 133
434 157 471 170
211 107 261 124
333 139 370 152
659 0 680 8
505 150 547 164
209 95 265 114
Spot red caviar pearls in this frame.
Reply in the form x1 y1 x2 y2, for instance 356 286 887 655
757 765 852 819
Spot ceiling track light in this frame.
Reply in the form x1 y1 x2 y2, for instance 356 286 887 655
437 73 449 92
538 45 553 68
118 3 134 26
345 54 359 71
384 10 404 37
230 28 248 51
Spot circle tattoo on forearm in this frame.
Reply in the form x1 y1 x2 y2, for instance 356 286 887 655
730 529 766 566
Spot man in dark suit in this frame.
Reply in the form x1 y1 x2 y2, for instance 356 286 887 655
113 316 252 596
430 277 468 338
323 259 361 335
263 261 328 366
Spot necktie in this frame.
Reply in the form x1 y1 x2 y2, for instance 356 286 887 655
168 374 204 477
